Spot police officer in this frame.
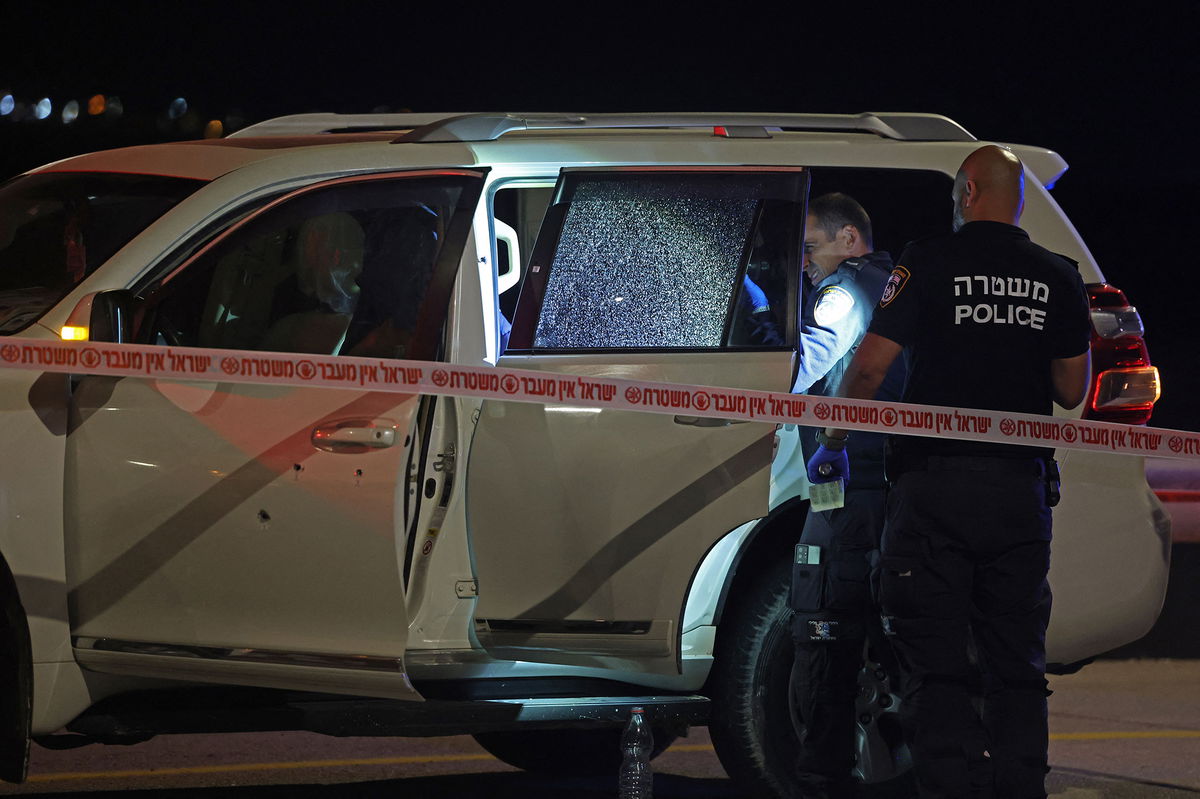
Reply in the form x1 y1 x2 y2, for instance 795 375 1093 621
807 146 1092 799
784 193 905 798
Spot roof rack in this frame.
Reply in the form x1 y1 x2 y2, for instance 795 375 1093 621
228 112 472 138
394 112 977 143
231 112 976 143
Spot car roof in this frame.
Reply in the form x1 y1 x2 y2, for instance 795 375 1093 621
229 111 979 143
26 134 399 181
25 111 1068 188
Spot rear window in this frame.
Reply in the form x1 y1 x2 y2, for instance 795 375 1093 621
0 172 204 333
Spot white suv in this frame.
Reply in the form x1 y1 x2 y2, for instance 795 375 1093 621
0 112 1169 796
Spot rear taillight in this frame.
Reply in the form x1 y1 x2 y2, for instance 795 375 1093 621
1084 283 1160 424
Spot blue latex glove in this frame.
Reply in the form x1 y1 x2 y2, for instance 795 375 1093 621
806 444 850 484
741 275 770 313
498 312 512 355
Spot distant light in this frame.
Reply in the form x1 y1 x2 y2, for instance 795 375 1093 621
62 100 80 124
167 97 187 120
106 96 123 118
87 94 106 115
204 118 224 138
34 98 52 120
0 94 13 116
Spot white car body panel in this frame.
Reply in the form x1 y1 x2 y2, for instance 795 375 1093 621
1146 457 1200 543
470 351 790 675
65 378 419 665
0 367 72 663
1045 450 1171 663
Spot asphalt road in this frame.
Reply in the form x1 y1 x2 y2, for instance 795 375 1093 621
0 660 1195 797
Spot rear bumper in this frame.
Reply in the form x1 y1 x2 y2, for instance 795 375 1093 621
1146 456 1200 543
1046 450 1171 664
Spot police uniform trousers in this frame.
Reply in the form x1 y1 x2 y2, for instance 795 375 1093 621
879 457 1052 799
790 487 889 793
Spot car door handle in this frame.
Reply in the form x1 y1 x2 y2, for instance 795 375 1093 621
673 415 749 427
312 419 399 453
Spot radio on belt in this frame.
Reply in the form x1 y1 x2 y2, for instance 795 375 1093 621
795 543 821 565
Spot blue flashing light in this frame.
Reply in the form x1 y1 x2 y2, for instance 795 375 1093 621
0 94 13 116
34 97 52 120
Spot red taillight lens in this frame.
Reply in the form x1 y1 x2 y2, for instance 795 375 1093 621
1092 366 1161 410
1084 283 1159 425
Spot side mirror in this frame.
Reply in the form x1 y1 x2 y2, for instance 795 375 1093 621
61 290 136 343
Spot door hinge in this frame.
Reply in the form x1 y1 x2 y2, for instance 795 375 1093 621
455 579 478 598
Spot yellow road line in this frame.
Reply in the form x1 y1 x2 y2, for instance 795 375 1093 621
1050 730 1200 741
25 732 1200 784
27 753 497 783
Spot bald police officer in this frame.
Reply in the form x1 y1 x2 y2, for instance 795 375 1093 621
807 146 1092 799
788 193 905 798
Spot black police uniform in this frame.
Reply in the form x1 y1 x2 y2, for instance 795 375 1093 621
788 250 906 794
866 221 1091 799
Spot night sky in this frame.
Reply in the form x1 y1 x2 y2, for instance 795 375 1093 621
3 2 1196 429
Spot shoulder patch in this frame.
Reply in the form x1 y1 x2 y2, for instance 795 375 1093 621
879 266 911 308
813 285 855 326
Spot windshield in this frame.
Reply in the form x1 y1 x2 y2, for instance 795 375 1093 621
0 172 204 334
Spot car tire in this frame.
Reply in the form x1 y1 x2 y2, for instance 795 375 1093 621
471 727 677 777
706 557 913 798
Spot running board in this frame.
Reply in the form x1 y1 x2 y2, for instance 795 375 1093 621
55 688 710 743
479 695 709 728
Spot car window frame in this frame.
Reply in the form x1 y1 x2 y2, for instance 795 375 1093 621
124 168 487 361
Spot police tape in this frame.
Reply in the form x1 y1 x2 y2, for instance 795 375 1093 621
1 335 1197 461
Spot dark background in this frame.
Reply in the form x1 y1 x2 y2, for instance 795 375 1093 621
3 3 1195 430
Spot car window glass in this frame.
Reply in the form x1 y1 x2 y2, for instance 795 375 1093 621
138 175 476 360
523 171 805 352
0 172 203 334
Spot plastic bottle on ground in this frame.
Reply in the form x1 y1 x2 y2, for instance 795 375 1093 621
618 706 654 799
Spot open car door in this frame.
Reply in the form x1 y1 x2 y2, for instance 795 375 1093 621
64 170 484 697
469 167 806 675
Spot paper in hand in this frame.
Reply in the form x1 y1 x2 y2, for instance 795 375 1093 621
809 478 845 512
